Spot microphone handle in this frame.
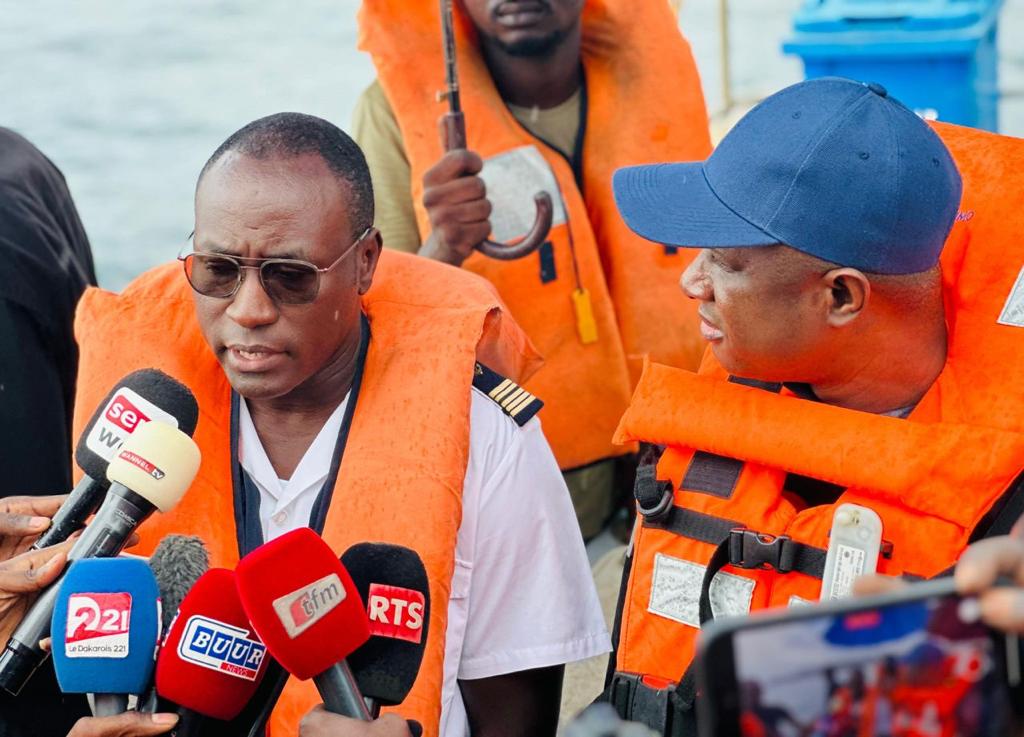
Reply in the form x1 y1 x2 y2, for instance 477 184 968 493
67 483 154 561
92 693 129 717
0 484 155 695
314 660 372 720
30 476 108 551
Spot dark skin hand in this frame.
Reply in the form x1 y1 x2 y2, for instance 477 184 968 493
420 0 583 267
0 494 67 561
460 665 564 737
0 494 70 643
66 712 178 737
0 539 73 645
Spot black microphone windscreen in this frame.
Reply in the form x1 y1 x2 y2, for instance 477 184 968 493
148 535 210 633
74 369 200 479
341 543 430 707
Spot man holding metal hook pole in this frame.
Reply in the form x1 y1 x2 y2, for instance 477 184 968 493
354 0 712 540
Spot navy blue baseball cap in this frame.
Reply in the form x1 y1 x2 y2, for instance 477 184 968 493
613 77 963 275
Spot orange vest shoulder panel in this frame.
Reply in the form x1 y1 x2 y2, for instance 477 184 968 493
358 0 711 469
72 250 538 736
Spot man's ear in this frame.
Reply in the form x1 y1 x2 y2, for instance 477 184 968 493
823 267 870 327
357 228 383 295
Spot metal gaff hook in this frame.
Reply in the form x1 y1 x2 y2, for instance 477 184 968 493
438 0 554 261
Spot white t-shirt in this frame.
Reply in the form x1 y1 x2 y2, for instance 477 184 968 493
238 387 611 737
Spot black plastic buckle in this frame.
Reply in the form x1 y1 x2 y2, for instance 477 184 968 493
728 528 794 573
608 673 673 734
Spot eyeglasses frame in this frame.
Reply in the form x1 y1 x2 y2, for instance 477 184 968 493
179 227 374 304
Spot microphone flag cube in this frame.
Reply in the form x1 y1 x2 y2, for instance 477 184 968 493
78 368 200 478
236 528 370 680
51 557 160 695
342 542 431 707
155 568 269 721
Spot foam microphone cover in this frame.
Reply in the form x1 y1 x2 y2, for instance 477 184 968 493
341 543 430 706
106 421 201 512
76 369 200 480
148 535 210 634
156 569 269 721
51 558 161 695
236 528 371 680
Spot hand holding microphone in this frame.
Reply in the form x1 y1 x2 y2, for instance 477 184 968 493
0 495 73 644
1 494 67 554
0 420 201 694
0 538 73 644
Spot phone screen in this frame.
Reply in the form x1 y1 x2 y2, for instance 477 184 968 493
727 595 1015 737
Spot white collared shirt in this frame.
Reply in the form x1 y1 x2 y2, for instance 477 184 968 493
238 387 610 737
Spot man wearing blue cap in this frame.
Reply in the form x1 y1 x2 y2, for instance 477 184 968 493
614 76 958 403
601 77 1024 734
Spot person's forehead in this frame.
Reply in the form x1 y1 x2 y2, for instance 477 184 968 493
195 154 352 243
202 154 353 228
198 151 346 201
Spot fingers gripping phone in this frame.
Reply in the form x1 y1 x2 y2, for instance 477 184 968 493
696 578 1023 737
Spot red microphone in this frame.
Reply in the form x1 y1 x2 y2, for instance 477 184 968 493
155 568 270 728
236 528 371 719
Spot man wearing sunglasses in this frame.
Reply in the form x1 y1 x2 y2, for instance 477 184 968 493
69 113 609 737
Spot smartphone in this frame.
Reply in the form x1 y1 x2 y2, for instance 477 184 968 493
696 577 1022 737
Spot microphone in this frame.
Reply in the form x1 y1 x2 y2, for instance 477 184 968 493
32 369 200 551
155 568 269 731
51 558 161 716
149 535 210 635
236 528 371 719
341 543 430 715
137 535 211 714
0 421 201 695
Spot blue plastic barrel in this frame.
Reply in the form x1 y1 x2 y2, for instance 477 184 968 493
783 0 1004 131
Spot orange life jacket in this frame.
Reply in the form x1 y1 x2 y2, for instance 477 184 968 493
71 250 539 737
358 0 711 470
605 123 1024 733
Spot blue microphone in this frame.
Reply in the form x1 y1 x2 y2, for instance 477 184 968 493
51 558 161 716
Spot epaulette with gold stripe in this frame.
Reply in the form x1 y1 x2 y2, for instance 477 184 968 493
472 362 543 427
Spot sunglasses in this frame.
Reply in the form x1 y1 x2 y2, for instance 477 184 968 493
180 228 372 305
